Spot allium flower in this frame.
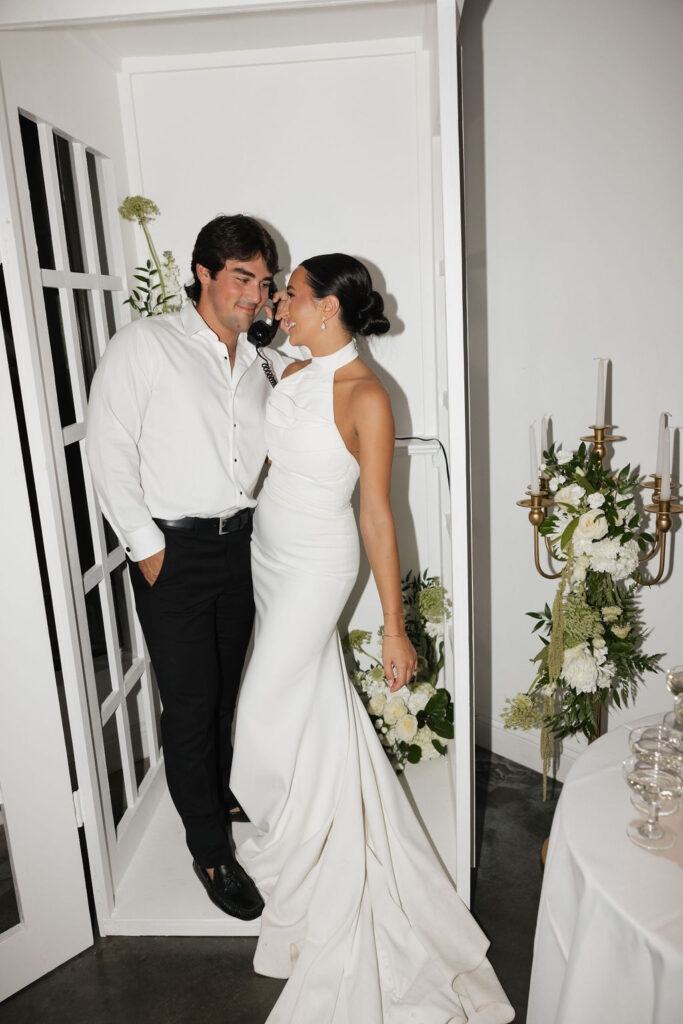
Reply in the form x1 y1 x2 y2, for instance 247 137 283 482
395 714 418 742
554 483 585 508
561 643 599 694
416 582 452 623
118 195 160 224
587 492 606 509
383 695 408 725
346 630 372 652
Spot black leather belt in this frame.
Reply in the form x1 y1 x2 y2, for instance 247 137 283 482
154 507 254 536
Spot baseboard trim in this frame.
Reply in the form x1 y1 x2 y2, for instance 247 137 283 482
475 713 587 784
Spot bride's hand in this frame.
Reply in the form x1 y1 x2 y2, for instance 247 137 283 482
272 290 291 334
382 634 418 692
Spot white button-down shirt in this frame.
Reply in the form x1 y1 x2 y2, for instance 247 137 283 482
86 303 286 561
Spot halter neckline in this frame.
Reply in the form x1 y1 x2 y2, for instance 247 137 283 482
309 339 358 374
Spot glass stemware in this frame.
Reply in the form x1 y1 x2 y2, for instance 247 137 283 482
623 757 682 850
628 726 683 815
663 664 683 736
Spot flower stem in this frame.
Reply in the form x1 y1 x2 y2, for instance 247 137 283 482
358 645 383 668
140 221 167 311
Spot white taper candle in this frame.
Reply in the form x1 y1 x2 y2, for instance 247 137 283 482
660 427 671 501
594 358 607 428
656 412 668 479
529 423 540 495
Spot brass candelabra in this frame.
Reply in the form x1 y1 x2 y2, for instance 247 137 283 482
518 425 681 586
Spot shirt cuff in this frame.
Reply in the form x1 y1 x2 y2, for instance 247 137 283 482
123 521 166 562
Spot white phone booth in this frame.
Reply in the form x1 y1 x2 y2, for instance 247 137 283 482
0 0 471 1000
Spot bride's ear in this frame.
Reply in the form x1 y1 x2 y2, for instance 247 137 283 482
321 294 340 320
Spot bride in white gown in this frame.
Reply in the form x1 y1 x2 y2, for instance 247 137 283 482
230 254 514 1024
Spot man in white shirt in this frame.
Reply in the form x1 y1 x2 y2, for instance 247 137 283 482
86 215 287 919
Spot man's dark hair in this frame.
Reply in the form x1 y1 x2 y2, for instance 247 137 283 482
186 214 279 302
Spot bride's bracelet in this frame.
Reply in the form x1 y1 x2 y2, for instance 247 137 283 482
383 632 408 639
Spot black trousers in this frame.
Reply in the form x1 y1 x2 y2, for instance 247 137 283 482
129 522 254 867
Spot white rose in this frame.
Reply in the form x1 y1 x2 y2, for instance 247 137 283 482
368 694 387 717
395 714 419 742
556 449 573 464
587 492 605 509
573 510 609 554
554 483 586 509
561 643 599 694
383 695 408 725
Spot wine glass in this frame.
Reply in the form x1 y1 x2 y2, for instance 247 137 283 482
623 757 682 850
628 726 683 815
663 665 683 736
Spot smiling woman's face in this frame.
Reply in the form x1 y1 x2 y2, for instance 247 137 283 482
196 255 272 338
277 266 324 346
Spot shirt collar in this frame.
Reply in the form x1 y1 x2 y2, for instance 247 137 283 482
180 302 257 364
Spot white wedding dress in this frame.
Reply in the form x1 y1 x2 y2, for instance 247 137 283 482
230 340 514 1024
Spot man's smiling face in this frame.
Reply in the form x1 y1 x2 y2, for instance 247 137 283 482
196 255 272 340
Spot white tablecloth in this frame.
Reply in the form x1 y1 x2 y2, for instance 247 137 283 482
527 717 683 1024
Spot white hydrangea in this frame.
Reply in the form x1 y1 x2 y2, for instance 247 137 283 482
413 726 440 760
590 537 639 581
424 620 444 639
407 683 436 715
561 643 599 694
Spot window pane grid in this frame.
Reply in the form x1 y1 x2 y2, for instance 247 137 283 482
19 111 161 861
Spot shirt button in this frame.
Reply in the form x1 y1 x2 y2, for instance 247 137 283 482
125 547 131 553
234 458 237 463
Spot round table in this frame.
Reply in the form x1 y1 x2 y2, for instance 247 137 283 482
527 716 683 1024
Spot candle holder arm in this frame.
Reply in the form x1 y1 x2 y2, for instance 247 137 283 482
534 525 563 580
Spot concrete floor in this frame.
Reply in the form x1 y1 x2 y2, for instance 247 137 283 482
2 749 560 1024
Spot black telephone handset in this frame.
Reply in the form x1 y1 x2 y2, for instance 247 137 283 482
247 280 279 348
247 280 279 388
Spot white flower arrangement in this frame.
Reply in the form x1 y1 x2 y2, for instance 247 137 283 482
343 570 453 771
503 441 662 788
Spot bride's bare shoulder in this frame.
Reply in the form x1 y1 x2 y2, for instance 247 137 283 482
282 359 310 379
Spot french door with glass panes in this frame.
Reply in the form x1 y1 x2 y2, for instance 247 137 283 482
1 102 166 930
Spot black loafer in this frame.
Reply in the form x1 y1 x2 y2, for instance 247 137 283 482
192 859 263 920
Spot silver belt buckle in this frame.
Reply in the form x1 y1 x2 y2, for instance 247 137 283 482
218 514 231 535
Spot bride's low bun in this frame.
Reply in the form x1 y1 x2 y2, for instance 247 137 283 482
354 290 390 337
300 254 391 338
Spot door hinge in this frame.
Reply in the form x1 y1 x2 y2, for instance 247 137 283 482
72 789 84 828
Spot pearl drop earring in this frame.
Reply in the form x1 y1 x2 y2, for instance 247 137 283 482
321 318 327 330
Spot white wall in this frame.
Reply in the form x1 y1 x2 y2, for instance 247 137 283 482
460 0 683 777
